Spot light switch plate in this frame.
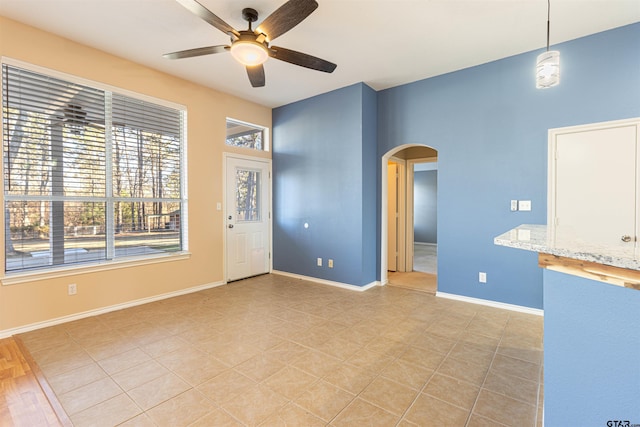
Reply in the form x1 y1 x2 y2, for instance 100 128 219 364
510 200 518 211
519 200 532 211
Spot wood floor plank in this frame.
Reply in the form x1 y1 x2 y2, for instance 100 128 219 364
0 337 70 427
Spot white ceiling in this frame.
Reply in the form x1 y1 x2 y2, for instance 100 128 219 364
1 0 638 108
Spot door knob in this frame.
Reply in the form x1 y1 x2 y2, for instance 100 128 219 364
228 224 234 229
621 235 632 242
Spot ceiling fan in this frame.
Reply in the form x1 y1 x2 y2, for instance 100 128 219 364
163 0 337 87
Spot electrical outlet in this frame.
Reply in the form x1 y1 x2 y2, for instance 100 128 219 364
68 283 77 295
317 257 322 267
478 272 487 283
328 259 334 268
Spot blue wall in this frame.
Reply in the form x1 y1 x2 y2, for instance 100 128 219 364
414 170 438 244
272 23 640 306
272 83 377 286
543 270 640 424
377 23 640 308
361 84 378 284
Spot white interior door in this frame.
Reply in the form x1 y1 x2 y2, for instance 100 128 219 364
551 123 638 245
225 155 270 282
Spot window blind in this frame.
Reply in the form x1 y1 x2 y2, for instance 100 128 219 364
2 63 186 273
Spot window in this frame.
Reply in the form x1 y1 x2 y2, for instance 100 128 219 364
2 63 187 273
235 169 261 222
226 118 266 151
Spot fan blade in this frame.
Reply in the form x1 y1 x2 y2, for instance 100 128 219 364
269 46 336 73
163 45 229 60
175 0 239 37
257 0 318 41
246 65 266 87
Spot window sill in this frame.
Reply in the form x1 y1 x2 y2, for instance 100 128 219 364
1 252 191 286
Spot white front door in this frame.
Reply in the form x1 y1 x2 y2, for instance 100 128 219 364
225 155 271 282
551 121 639 245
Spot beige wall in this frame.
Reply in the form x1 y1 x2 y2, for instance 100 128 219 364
0 16 272 334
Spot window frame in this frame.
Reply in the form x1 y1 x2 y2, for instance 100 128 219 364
225 117 269 152
0 58 189 283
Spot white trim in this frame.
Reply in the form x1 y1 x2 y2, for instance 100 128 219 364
393 158 407 272
0 279 225 339
405 159 413 272
381 146 438 286
1 252 191 286
181 109 190 252
1 57 186 110
436 292 544 316
547 117 640 242
105 92 115 260
223 153 273 282
223 152 273 163
1 59 189 277
225 117 270 152
414 242 437 246
272 270 379 292
385 157 409 274
381 157 389 285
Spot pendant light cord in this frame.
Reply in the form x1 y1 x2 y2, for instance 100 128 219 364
546 0 551 52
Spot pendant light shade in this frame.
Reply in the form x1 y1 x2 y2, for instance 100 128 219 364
536 0 560 89
536 50 560 88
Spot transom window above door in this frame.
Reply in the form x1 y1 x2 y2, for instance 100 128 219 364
226 118 268 151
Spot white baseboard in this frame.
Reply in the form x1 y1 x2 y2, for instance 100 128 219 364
272 270 379 292
0 280 226 339
414 242 437 246
436 292 544 316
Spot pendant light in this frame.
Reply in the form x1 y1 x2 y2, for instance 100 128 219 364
536 0 560 88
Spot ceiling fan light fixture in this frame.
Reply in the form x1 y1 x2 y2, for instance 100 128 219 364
166 0 335 87
230 40 269 66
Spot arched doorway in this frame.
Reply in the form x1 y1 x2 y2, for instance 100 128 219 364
381 144 438 293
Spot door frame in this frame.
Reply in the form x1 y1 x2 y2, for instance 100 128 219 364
388 157 407 272
547 117 640 240
222 152 273 283
381 144 437 285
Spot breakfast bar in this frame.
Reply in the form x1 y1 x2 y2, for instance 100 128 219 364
495 224 640 425
495 223 640 290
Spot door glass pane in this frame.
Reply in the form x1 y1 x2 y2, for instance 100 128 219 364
235 168 260 222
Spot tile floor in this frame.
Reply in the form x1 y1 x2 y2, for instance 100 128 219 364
19 274 544 427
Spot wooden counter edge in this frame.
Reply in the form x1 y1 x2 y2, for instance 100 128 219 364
538 253 640 290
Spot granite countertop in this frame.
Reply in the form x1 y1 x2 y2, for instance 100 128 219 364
494 224 640 271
